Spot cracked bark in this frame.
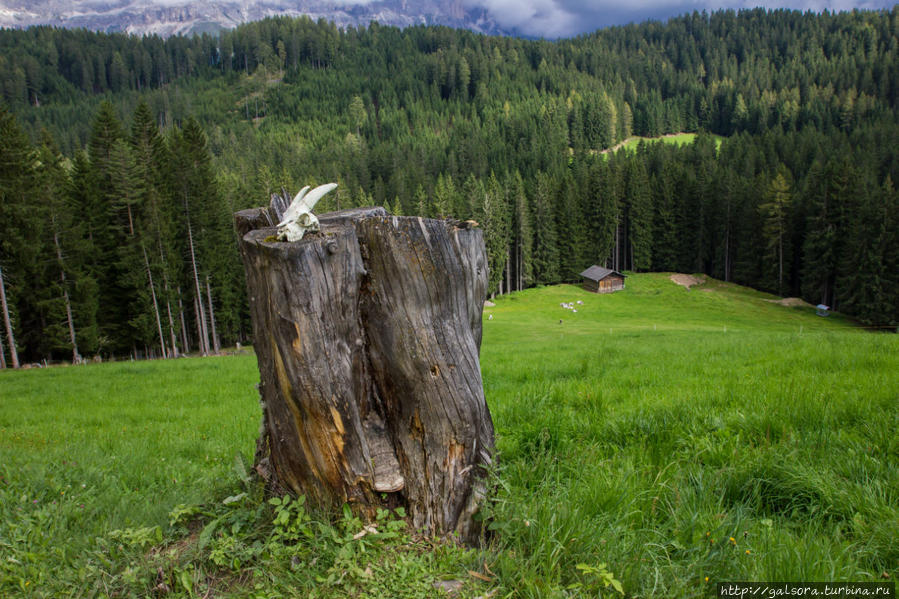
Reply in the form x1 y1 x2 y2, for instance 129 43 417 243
235 205 494 544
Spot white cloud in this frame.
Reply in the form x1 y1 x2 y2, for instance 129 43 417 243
465 0 577 37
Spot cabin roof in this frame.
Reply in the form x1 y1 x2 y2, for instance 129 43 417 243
579 265 625 282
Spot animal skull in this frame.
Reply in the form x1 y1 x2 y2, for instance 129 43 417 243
277 183 338 242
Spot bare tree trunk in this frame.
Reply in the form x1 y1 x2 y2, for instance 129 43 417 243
192 293 205 355
235 206 493 544
141 244 168 359
184 211 210 356
617 222 623 272
517 243 521 291
158 244 179 358
205 275 221 354
52 229 82 364
177 287 190 353
162 276 179 358
778 232 784 295
724 228 730 282
0 264 19 369
505 247 511 294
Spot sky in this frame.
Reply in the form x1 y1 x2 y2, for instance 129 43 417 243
459 0 896 37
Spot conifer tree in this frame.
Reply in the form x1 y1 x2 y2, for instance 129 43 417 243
586 158 618 270
651 162 679 272
131 101 181 357
801 159 843 307
481 172 510 295
841 176 894 326
555 170 585 281
87 101 129 354
168 120 212 355
0 105 36 366
433 173 458 219
532 172 560 285
510 171 533 291
625 157 653 271
36 133 86 362
760 170 793 296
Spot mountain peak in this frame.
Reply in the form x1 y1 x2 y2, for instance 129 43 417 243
0 0 511 37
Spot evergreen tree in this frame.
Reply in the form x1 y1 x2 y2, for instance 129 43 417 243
532 172 560 285
760 170 793 295
510 171 533 291
555 170 586 281
625 156 653 271
651 162 679 272
801 159 843 307
87 101 129 354
36 132 97 361
433 173 458 219
481 172 510 296
131 101 181 357
0 106 31 368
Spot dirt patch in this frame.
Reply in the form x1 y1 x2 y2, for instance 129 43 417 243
484 300 496 307
764 297 813 308
669 274 705 289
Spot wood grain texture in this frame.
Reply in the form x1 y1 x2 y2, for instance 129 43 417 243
235 207 494 543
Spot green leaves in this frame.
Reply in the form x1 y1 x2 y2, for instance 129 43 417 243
574 562 625 596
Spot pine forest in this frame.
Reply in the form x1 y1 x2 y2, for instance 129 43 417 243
1 7 898 364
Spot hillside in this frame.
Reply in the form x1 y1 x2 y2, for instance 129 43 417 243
0 10 897 368
2 276 896 596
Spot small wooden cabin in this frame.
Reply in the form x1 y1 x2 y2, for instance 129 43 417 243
579 266 626 294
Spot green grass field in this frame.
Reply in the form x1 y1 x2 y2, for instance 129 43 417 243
2 273 897 597
598 133 725 157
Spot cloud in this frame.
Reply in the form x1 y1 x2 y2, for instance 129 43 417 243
465 0 895 37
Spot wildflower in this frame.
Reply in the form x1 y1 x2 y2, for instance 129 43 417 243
729 537 736 545
745 550 751 555
705 577 709 583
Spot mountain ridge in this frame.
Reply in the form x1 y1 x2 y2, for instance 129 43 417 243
0 0 511 37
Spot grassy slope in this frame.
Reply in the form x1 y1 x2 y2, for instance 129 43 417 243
481 275 897 596
1 274 896 597
597 133 725 157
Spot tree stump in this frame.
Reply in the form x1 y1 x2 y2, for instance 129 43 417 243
234 204 494 543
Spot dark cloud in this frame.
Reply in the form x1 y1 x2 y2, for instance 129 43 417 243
464 0 896 37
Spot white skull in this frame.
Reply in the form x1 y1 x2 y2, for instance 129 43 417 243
276 183 337 242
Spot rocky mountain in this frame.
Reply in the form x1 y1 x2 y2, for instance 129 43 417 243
0 0 510 37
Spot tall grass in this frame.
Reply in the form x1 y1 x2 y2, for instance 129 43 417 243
1 273 896 597
480 276 898 597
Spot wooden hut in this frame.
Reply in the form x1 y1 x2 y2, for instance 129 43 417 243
579 266 625 293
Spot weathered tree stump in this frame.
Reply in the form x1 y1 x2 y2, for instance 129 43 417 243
235 204 494 543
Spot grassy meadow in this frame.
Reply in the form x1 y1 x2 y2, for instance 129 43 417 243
1 273 897 597
598 133 725 156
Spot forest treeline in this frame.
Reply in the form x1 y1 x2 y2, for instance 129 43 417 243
0 103 244 365
1 7 898 364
